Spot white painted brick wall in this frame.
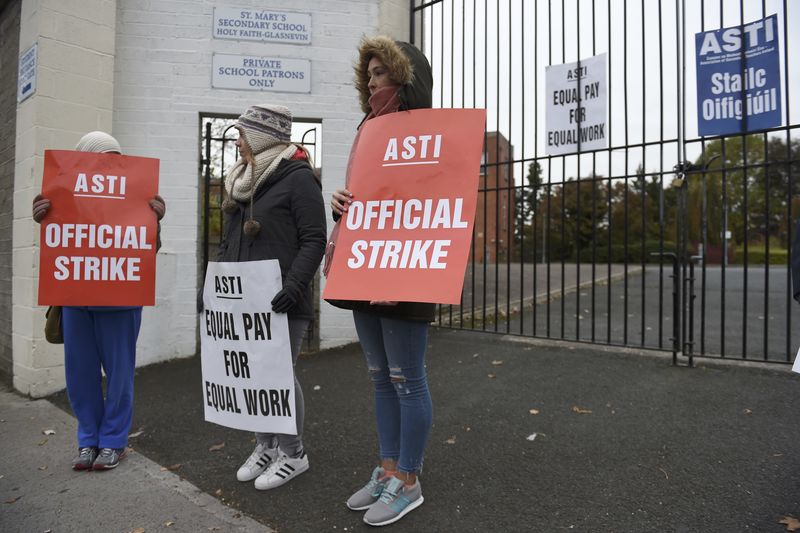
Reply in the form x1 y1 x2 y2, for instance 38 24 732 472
12 0 118 397
112 0 405 361
11 0 416 396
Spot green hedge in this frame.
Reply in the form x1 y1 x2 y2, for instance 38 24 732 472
730 247 788 265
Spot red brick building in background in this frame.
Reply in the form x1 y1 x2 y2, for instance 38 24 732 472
473 132 515 263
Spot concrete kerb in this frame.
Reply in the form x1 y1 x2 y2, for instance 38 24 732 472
499 332 797 373
0 386 274 533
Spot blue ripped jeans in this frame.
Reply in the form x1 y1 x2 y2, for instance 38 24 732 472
352 310 432 473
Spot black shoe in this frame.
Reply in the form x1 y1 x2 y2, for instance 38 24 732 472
92 447 127 470
72 447 98 470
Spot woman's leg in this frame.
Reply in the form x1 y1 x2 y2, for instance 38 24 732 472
251 319 312 489
360 317 430 526
274 318 310 457
379 317 432 477
352 310 401 465
62 307 104 448
94 308 142 450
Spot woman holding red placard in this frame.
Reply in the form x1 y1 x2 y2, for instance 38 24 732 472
329 36 435 527
33 131 165 471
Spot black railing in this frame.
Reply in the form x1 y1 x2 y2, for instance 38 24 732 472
412 0 799 364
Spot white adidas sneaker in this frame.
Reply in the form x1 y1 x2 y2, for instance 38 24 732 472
236 443 276 482
254 450 309 490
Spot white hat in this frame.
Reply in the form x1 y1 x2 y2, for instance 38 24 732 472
75 131 122 154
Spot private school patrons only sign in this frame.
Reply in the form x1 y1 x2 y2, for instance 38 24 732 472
38 150 160 306
323 108 486 305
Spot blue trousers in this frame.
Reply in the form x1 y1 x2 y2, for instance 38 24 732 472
352 311 432 473
62 307 142 449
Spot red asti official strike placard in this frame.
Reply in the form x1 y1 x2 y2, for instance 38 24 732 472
38 150 160 306
323 108 486 304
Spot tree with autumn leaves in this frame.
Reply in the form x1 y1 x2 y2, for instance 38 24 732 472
509 134 799 264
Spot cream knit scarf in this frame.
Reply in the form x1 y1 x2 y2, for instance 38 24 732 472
225 143 298 202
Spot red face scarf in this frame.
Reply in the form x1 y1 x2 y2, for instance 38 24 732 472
365 84 402 122
323 85 402 277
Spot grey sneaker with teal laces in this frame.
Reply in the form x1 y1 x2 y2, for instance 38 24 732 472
362 476 424 526
346 466 390 511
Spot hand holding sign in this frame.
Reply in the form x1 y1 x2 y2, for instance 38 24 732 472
323 108 486 305
37 150 160 306
32 194 51 223
201 260 297 434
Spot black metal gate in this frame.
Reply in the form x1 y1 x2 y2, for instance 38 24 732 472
411 0 800 364
199 115 323 352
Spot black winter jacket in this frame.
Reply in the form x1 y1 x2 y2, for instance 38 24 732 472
218 158 326 320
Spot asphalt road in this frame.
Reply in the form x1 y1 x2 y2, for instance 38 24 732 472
448 264 799 362
50 327 800 532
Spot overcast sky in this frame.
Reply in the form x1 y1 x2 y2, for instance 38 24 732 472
417 0 799 185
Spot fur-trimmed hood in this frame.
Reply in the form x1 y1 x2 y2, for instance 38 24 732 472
354 36 433 114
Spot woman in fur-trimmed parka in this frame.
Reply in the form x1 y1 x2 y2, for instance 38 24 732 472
329 36 434 527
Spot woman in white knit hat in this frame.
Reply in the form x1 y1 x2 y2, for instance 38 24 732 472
32 131 166 471
217 105 326 490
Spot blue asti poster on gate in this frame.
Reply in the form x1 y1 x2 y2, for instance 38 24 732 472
695 13 782 136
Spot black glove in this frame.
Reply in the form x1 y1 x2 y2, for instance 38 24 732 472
271 285 300 313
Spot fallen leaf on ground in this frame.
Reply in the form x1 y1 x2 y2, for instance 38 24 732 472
529 409 540 415
571 406 592 414
37 439 48 446
208 442 225 452
743 409 752 415
42 429 56 435
472 353 479 358
129 430 145 438
160 464 182 471
214 489 223 496
773 453 784 458
130 529 145 533
491 360 503 366
779 516 800 531
487 373 496 379
526 433 538 441
38 465 47 471
164 521 174 527
4 496 21 504
445 436 456 444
